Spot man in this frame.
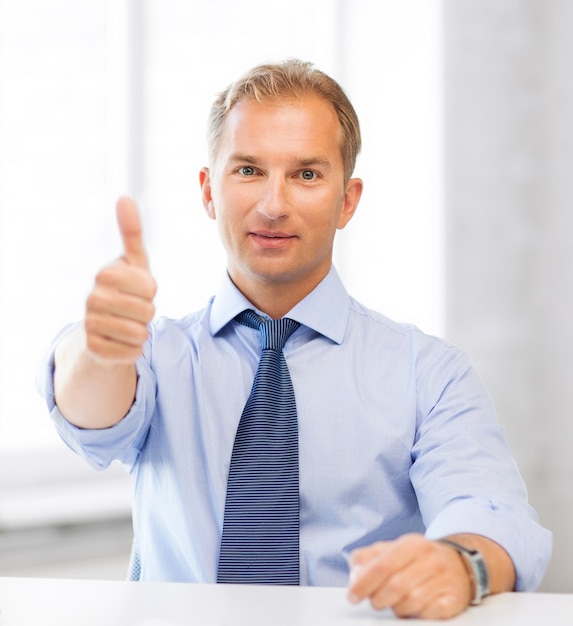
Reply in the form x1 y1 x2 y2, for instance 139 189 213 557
40 59 551 619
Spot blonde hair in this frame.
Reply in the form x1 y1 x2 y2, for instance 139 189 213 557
207 59 361 183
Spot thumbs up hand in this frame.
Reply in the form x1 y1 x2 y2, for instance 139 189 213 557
84 197 157 364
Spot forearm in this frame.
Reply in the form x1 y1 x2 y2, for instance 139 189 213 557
54 326 137 429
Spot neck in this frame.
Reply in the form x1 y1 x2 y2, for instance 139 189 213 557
230 271 327 319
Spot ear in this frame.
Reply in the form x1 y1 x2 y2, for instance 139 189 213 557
199 167 216 220
337 177 363 230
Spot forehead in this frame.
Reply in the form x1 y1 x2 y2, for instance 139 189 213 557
215 96 343 165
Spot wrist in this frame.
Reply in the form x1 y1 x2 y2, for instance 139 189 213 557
438 539 490 605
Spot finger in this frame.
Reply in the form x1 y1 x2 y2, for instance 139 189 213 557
85 312 150 348
93 262 157 305
85 332 147 364
87 287 156 325
348 547 397 604
393 574 466 620
347 535 425 605
415 591 466 621
116 196 149 268
371 563 435 615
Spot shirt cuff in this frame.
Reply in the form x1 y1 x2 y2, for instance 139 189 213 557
424 497 552 591
38 341 154 470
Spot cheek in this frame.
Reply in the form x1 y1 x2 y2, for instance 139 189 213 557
215 206 243 246
310 194 346 231
216 186 253 216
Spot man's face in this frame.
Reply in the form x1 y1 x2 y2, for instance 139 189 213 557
200 95 362 300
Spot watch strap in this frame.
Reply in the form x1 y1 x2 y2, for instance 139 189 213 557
438 539 490 605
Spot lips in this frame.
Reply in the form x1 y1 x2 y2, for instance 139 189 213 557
251 230 293 238
250 230 296 248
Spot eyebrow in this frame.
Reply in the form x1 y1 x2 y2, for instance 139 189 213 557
228 153 333 170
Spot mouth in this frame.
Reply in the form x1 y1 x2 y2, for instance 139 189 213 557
252 230 293 238
250 230 296 248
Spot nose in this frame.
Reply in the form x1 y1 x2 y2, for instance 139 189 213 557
257 175 289 220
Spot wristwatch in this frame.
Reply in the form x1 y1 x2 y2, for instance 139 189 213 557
438 539 490 605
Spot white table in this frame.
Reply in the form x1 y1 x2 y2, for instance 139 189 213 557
0 577 572 625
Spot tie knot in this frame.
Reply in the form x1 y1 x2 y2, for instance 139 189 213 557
236 310 300 352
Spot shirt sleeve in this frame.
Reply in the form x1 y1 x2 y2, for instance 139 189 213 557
36 324 157 471
410 342 552 592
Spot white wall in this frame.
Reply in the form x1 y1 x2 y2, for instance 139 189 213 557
444 0 573 593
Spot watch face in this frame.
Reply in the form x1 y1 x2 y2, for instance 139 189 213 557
472 556 490 595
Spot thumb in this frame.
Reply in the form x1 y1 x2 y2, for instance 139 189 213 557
116 196 149 268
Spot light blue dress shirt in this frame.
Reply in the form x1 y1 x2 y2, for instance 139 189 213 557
41 267 551 590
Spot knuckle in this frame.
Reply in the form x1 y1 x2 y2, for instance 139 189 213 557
145 301 156 322
430 594 460 620
392 586 428 619
84 314 100 335
148 276 158 298
86 291 105 313
369 558 389 581
95 263 120 286
407 585 426 606
85 333 104 355
135 324 150 344
384 575 403 597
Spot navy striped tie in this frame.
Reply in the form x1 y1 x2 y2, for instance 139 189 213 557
217 310 300 585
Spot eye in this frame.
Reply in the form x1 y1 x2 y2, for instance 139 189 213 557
300 170 317 181
238 166 256 176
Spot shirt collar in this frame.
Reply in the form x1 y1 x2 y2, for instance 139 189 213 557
209 266 350 345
